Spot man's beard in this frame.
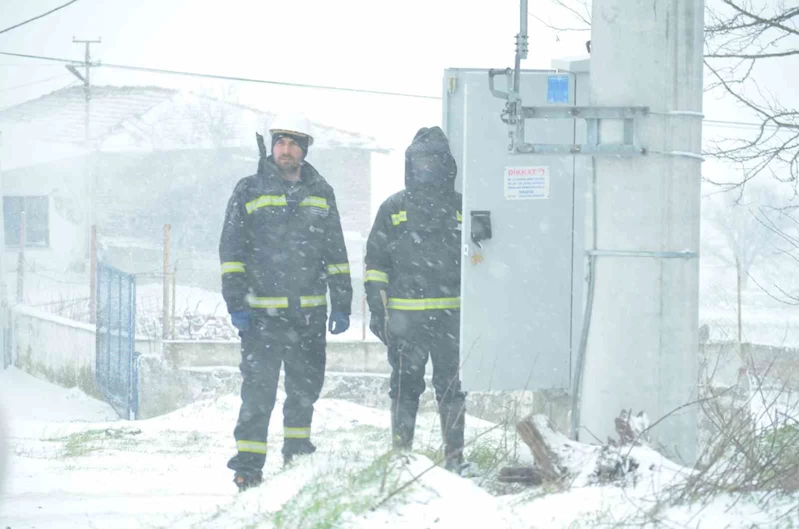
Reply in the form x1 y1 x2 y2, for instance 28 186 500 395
276 155 301 174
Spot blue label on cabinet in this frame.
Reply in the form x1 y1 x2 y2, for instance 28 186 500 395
547 75 570 103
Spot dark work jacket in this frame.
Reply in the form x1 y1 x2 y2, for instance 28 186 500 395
219 156 352 317
364 189 462 314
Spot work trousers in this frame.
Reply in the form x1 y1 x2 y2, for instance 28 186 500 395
227 310 326 474
386 309 466 463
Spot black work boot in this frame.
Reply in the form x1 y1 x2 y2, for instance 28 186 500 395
282 438 316 467
439 398 466 473
391 398 419 451
233 470 263 492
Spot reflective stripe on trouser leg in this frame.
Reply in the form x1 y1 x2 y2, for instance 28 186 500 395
283 427 311 439
236 440 267 454
282 311 326 456
227 318 282 474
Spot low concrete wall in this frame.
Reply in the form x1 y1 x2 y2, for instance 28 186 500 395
10 304 99 397
144 340 610 432
137 355 564 430
163 339 391 373
10 304 155 400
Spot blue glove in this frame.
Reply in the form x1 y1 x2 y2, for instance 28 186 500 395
230 311 250 332
328 311 350 335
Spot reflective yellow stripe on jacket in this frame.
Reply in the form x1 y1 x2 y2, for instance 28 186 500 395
249 297 289 309
300 295 327 308
245 194 288 214
248 296 327 309
326 263 350 275
365 269 389 283
299 196 329 209
387 297 461 311
221 261 246 275
391 211 407 226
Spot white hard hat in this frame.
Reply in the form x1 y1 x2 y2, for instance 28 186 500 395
268 112 315 146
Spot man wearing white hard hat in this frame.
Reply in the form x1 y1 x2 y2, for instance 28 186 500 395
219 112 353 491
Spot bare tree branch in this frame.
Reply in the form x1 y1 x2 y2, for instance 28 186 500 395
706 49 799 58
722 0 799 37
543 0 799 189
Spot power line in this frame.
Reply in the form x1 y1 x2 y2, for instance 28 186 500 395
0 0 81 36
0 73 73 93
0 49 794 131
704 119 785 130
0 50 441 101
0 51 77 63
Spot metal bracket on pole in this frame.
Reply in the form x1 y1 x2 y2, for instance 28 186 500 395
513 106 650 156
488 68 512 100
488 68 513 99
587 249 698 259
490 0 651 156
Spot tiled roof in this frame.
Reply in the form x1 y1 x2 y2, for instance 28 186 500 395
0 86 176 145
0 85 388 155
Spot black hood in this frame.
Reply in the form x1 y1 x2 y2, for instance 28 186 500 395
404 126 457 192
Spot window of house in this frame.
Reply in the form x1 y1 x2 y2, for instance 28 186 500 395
3 196 50 248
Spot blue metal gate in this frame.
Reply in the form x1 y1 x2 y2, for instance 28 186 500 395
95 263 138 419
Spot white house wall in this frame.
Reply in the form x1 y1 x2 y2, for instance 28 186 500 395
2 165 87 273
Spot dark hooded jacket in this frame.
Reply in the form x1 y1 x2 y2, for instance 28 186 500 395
219 140 352 318
364 127 463 315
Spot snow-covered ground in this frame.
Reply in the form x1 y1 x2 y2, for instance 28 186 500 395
2 367 797 529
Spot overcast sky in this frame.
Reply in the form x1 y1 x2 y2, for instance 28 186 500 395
0 1 590 141
1 0 794 201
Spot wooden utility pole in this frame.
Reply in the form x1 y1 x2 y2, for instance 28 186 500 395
16 211 25 304
163 224 171 340
90 225 97 323
171 261 177 339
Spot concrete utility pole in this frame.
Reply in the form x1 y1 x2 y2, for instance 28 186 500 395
577 0 704 464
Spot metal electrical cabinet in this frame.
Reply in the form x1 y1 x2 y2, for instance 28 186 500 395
443 60 590 392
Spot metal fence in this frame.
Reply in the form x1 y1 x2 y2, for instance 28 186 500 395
96 262 138 419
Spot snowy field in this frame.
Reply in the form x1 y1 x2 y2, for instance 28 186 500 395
2 367 798 529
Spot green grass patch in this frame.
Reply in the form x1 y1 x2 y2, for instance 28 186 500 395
44 428 142 458
273 452 412 529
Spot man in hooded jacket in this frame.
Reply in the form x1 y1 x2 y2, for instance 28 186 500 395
219 113 352 491
364 126 467 472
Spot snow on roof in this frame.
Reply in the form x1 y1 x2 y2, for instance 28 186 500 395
0 85 176 146
0 85 388 169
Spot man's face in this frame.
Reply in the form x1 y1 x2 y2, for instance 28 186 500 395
273 136 305 173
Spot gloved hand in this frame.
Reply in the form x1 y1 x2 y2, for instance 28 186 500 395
369 312 388 345
230 311 250 332
328 311 350 335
